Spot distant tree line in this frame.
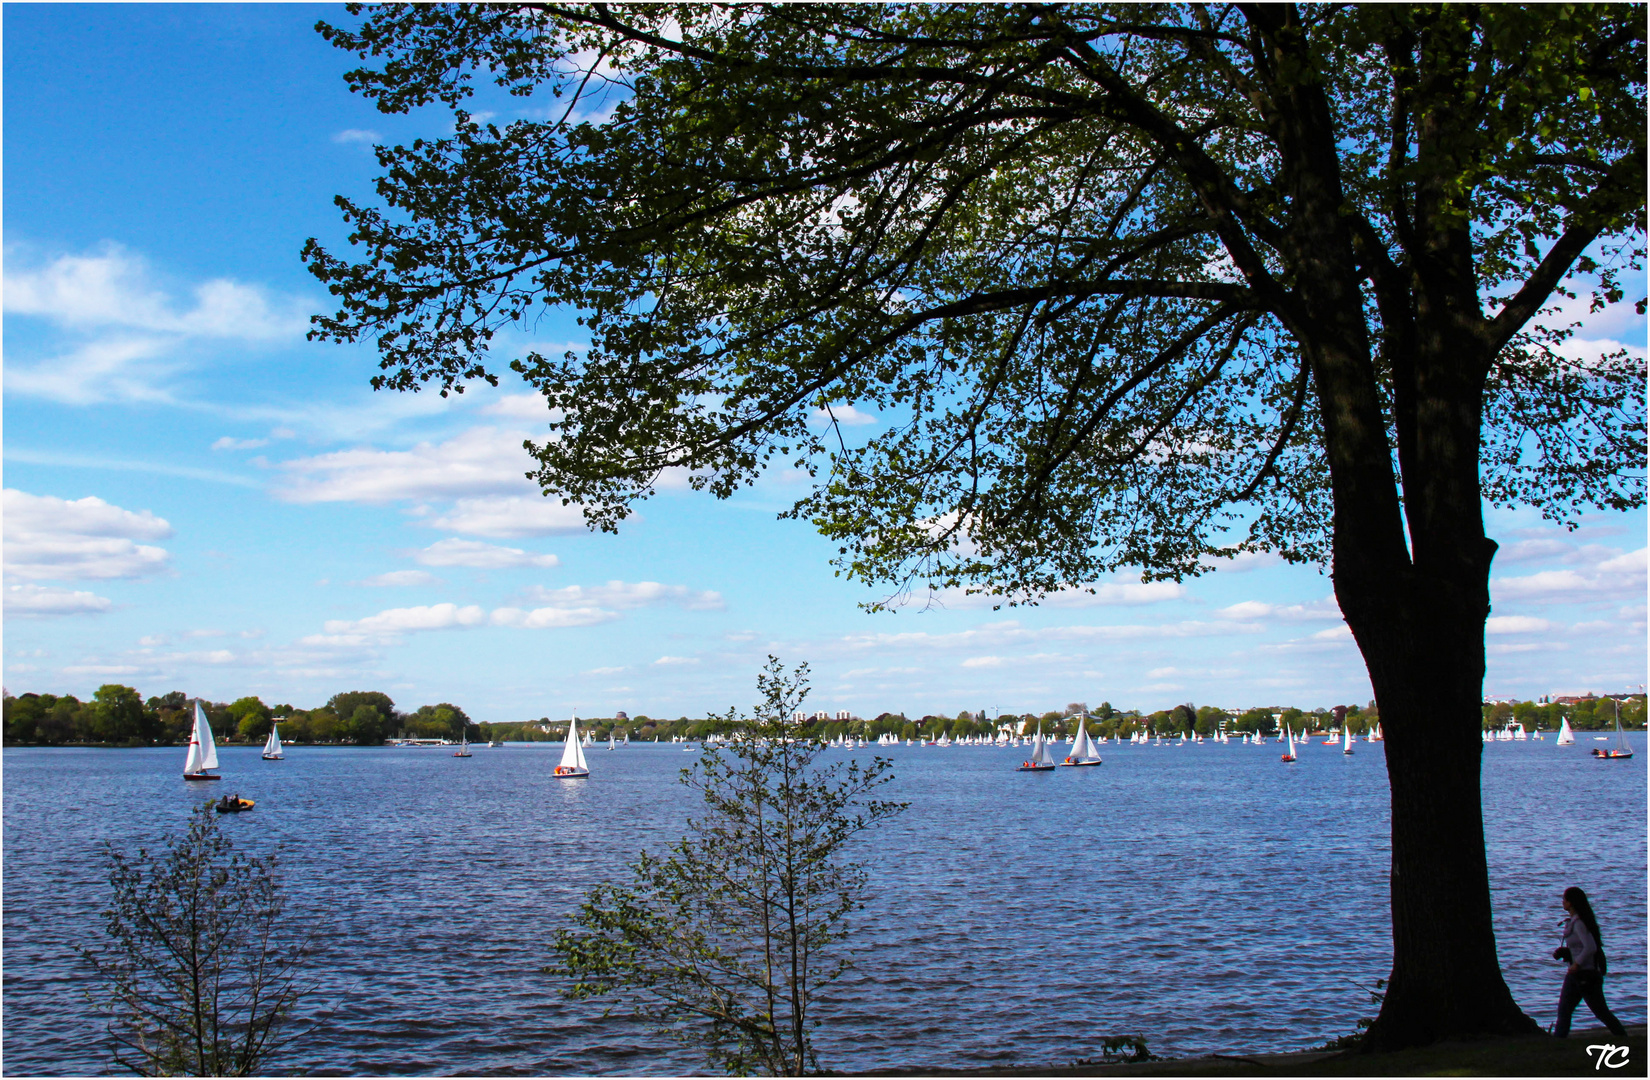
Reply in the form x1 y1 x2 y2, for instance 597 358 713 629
1483 696 1646 732
7 686 1640 748
1 686 477 747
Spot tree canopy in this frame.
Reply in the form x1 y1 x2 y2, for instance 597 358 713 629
308 2 1643 604
307 2 1646 1050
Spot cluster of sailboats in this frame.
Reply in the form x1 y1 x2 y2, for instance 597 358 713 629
183 700 285 782
177 696 1635 792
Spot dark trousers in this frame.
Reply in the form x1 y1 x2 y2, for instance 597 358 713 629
1555 969 1627 1038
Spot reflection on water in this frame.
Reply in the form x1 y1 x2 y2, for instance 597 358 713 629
3 738 1644 1075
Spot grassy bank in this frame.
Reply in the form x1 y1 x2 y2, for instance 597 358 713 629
866 1023 1645 1077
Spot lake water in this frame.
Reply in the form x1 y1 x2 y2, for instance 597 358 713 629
3 736 1644 1075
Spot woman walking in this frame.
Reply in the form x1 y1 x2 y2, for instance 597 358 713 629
1552 886 1627 1038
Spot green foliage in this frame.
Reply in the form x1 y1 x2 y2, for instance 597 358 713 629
307 4 1643 606
549 658 906 1076
229 698 272 742
80 803 307 1076
1073 1035 1158 1066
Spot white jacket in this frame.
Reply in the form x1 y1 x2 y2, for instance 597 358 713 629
1561 914 1600 972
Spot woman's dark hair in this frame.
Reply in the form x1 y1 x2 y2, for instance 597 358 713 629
1565 886 1604 946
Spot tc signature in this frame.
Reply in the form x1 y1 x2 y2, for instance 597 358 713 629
1586 1044 1631 1070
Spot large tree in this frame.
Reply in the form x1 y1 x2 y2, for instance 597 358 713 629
306 3 1646 1049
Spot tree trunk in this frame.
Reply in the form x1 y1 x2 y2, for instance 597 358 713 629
1339 555 1542 1050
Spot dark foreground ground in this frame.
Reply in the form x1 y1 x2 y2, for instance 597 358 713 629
859 1023 1645 1077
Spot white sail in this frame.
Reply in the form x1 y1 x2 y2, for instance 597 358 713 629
560 716 589 771
264 723 283 758
1556 717 1575 745
1031 725 1058 766
184 725 203 774
186 701 220 772
608 734 616 751
1343 726 1351 753
1068 720 1100 762
1286 725 1296 757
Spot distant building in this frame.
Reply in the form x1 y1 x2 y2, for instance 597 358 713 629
813 710 831 722
615 710 628 721
835 710 852 721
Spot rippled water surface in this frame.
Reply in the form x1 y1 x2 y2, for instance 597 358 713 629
4 736 1644 1075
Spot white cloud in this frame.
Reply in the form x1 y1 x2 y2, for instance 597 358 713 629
323 603 488 636
1309 625 1352 640
3 490 173 581
4 245 304 338
1485 615 1552 635
585 666 627 676
809 404 878 427
478 392 563 419
272 428 596 535
1199 550 1283 573
426 496 588 538
653 655 699 666
274 427 537 504
1216 597 1342 621
1496 538 1573 564
1147 666 1179 678
411 538 561 569
4 244 309 404
5 583 112 616
4 337 184 405
1493 548 1646 602
333 128 380 144
489 606 615 629
212 436 269 451
961 656 1003 668
521 580 724 611
831 617 1256 656
313 598 619 643
358 570 443 587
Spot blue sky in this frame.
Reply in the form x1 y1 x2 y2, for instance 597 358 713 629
4 4 1645 723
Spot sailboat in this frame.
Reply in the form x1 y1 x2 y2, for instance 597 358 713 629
1280 724 1297 763
1556 716 1576 745
454 726 472 757
1342 725 1353 756
1017 723 1058 772
608 733 616 751
1592 702 1634 760
1059 719 1103 767
261 722 284 761
554 716 591 778
183 701 221 781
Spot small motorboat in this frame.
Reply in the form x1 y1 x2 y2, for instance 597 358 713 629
215 796 255 813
